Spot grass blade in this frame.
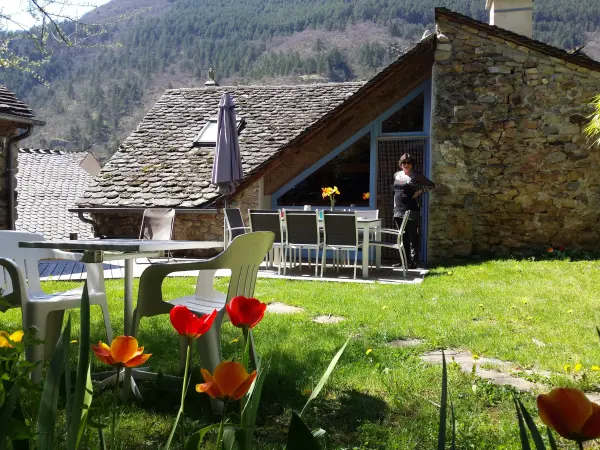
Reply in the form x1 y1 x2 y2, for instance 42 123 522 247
437 349 447 450
300 336 351 417
546 427 557 450
514 397 532 450
0 384 20 440
517 398 546 450
67 282 92 450
36 317 71 450
450 402 456 450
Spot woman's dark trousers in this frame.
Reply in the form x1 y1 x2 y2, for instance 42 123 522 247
394 210 419 267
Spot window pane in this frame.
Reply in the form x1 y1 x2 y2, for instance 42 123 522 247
197 121 218 143
381 92 425 133
277 132 371 207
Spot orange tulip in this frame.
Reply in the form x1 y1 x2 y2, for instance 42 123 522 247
91 335 151 368
362 192 370 200
537 387 600 441
547 247 554 253
196 361 257 401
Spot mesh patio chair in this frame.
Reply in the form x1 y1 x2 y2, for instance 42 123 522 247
224 208 250 248
248 209 285 274
320 211 362 279
132 231 274 414
0 231 112 381
137 208 176 263
369 211 411 278
283 210 323 276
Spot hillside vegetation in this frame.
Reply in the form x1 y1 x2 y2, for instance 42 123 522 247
1 0 599 161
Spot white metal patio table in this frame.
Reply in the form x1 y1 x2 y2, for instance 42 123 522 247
18 238 224 396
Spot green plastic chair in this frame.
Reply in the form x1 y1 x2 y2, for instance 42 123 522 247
132 231 274 398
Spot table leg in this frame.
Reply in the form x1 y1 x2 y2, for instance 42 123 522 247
124 259 134 335
123 258 134 399
362 226 369 278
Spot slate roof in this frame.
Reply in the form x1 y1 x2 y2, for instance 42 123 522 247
436 8 600 72
77 83 364 208
16 149 96 240
0 85 36 120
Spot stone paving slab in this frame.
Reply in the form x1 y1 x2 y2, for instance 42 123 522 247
266 302 305 314
388 338 425 347
420 350 600 403
313 315 345 324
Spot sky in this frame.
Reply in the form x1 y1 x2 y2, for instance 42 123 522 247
1 0 112 31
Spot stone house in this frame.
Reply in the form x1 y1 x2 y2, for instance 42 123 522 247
16 148 101 240
76 2 600 261
0 85 45 231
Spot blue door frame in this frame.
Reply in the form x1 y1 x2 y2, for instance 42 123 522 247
272 79 433 261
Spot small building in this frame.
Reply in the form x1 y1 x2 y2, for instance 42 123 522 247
76 2 600 261
0 85 45 230
16 149 101 240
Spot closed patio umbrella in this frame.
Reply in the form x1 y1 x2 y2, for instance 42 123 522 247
211 93 243 205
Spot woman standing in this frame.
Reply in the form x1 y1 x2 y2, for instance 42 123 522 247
393 153 435 269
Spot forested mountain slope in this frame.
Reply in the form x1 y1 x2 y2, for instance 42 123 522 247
1 0 599 161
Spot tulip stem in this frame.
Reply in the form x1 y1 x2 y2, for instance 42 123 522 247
111 369 119 449
242 328 249 372
180 338 192 449
216 401 228 449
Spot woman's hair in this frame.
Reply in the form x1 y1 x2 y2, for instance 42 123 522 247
399 153 414 165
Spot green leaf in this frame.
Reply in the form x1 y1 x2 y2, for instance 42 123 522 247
240 359 270 450
98 427 107 450
546 427 557 450
184 424 220 450
437 349 447 450
37 316 71 450
6 417 35 440
300 337 351 417
222 426 242 450
517 398 546 450
286 411 321 450
67 282 92 450
514 397 532 450
0 384 20 440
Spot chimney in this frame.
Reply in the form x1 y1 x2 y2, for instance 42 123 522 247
205 66 219 87
485 0 533 38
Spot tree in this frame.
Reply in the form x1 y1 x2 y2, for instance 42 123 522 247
0 0 144 79
584 95 600 147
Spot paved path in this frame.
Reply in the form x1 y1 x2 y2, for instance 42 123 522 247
38 260 427 284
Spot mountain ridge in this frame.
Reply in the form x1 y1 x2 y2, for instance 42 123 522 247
1 0 599 161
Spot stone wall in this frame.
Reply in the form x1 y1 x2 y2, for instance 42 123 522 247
90 179 263 255
0 123 19 230
429 17 600 260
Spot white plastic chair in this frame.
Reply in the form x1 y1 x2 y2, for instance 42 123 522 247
138 208 176 263
0 231 112 380
132 232 274 411
369 211 411 278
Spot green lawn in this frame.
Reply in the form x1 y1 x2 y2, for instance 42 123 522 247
3 259 600 449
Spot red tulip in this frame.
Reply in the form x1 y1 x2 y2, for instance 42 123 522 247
558 245 566 251
170 305 217 338
226 296 267 329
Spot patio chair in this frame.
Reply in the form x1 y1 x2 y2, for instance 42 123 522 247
248 209 285 274
320 211 361 279
369 211 410 278
283 210 323 276
0 231 112 381
137 208 176 263
132 231 274 412
224 208 250 248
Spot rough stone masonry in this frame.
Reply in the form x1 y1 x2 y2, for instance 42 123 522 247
429 17 600 260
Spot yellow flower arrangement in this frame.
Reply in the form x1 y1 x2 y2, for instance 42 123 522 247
321 186 340 209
